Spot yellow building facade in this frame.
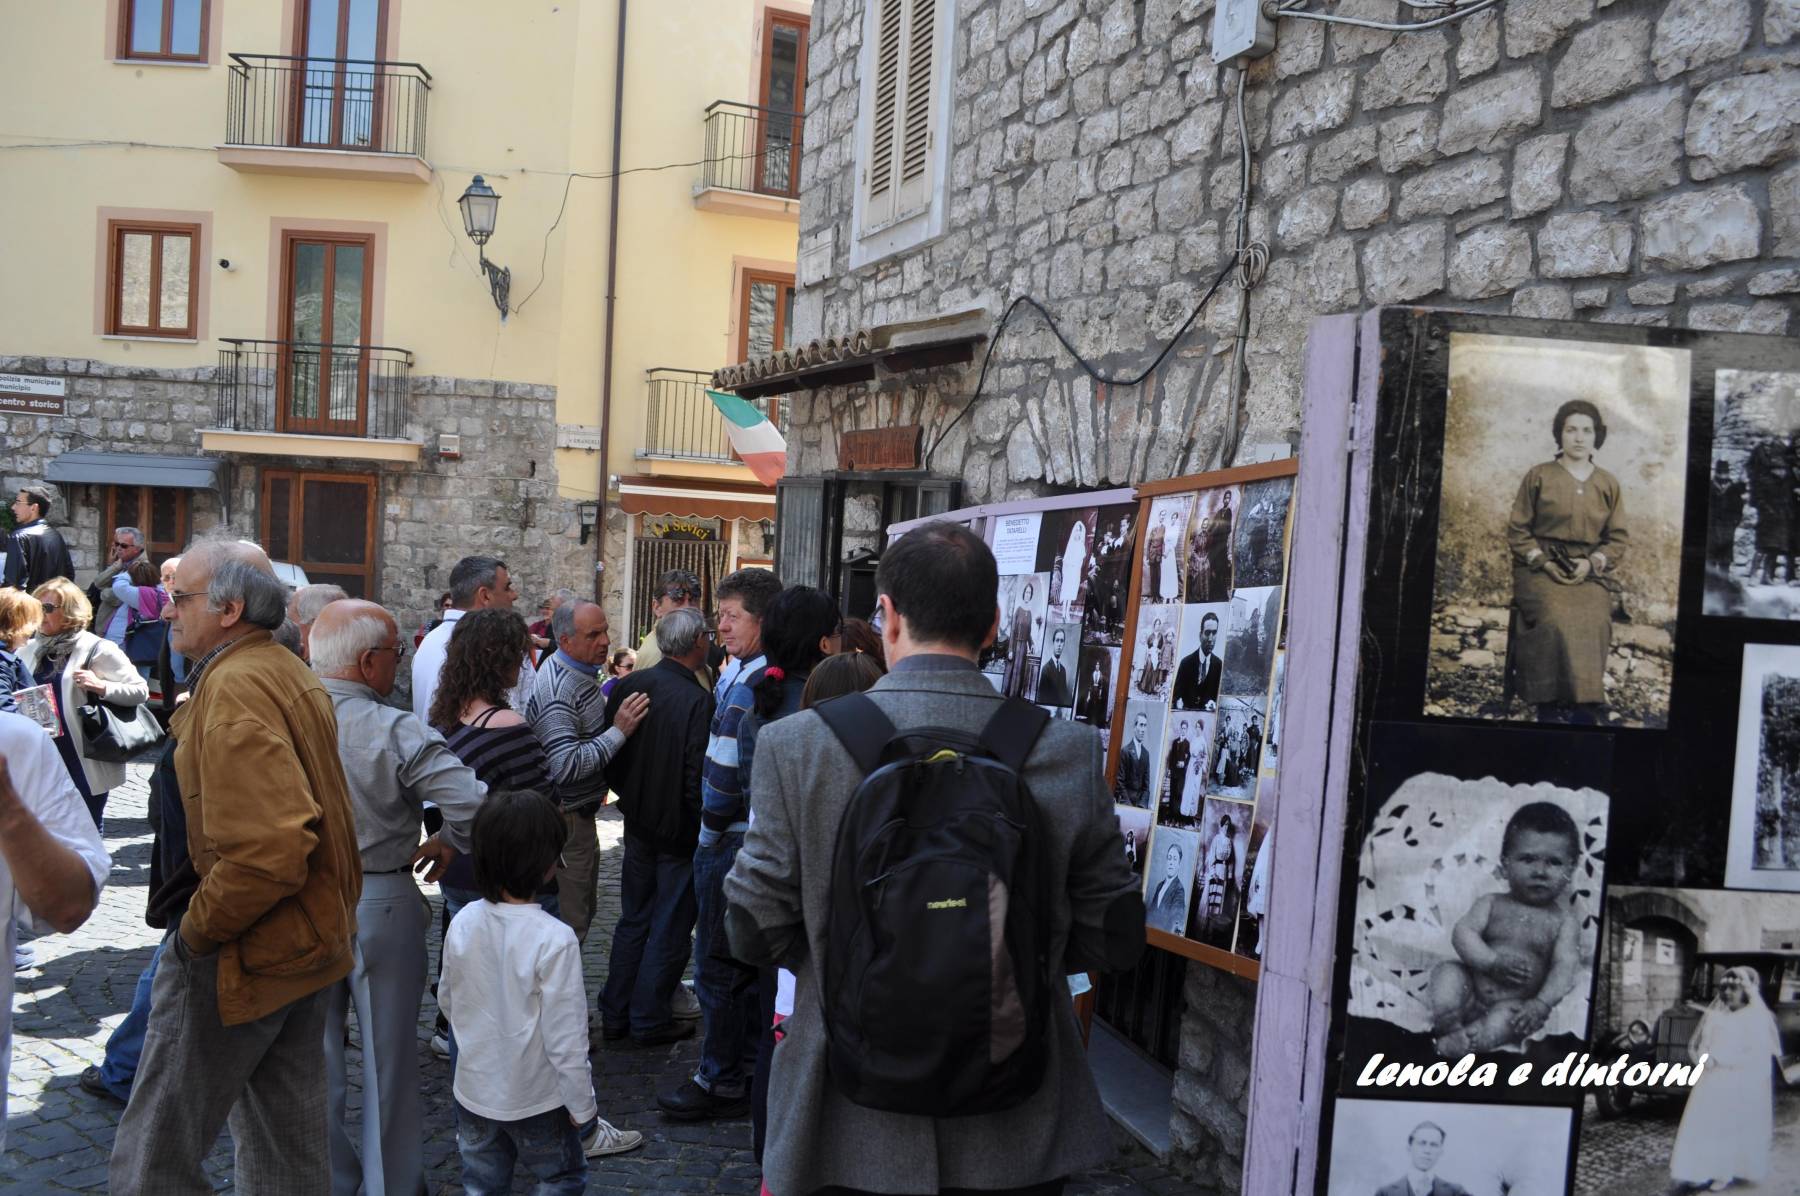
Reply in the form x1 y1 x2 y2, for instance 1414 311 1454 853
0 0 805 643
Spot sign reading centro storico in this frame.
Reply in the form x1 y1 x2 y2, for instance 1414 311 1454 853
0 374 67 416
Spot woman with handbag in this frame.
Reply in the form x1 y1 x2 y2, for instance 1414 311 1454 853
109 557 169 689
20 578 149 830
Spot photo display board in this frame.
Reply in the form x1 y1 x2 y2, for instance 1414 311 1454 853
1311 311 1800 1196
1106 459 1300 981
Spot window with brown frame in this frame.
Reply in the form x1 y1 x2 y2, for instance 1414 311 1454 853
736 269 796 363
107 221 200 338
119 0 210 62
105 486 191 564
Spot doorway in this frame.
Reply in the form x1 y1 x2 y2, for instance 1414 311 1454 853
260 469 379 597
294 0 388 149
755 12 807 195
279 232 373 435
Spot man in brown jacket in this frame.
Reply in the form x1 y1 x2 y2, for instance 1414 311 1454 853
111 540 362 1195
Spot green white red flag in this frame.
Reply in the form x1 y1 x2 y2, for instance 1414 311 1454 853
706 389 787 487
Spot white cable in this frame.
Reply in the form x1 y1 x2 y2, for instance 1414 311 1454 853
1276 0 1502 32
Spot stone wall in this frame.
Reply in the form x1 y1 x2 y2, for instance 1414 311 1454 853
787 0 1799 1186
0 354 594 674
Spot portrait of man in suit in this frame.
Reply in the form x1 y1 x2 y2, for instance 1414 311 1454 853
1115 710 1152 808
1173 610 1223 711
1036 626 1073 708
1146 840 1190 935
1373 1122 1471 1196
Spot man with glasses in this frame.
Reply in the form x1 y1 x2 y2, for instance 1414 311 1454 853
633 569 712 693
310 599 485 1196
89 526 146 642
3 483 75 592
412 556 533 724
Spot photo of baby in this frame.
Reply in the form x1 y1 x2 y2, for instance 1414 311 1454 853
1343 724 1611 1104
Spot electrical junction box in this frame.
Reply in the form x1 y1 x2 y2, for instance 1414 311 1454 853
1213 0 1277 63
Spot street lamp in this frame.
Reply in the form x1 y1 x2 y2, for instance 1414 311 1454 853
457 174 511 318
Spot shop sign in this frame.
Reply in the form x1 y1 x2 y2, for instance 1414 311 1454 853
0 374 67 415
642 515 720 540
839 425 921 470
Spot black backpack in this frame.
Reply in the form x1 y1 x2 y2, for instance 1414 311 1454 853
814 691 1054 1117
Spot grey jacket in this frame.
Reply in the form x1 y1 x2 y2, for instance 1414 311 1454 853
321 678 486 872
723 664 1145 1195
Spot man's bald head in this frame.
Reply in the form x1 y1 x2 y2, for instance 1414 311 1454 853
310 599 403 695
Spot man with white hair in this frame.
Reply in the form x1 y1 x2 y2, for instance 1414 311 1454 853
89 525 146 640
111 539 362 1195
288 583 349 663
311 598 486 1195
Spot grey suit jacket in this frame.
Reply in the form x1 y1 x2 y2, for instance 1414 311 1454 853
723 665 1145 1195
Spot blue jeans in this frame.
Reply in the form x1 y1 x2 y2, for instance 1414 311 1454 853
97 938 166 1099
690 831 760 1098
600 830 697 1036
454 1103 586 1195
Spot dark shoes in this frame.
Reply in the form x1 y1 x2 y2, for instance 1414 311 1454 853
78 1065 126 1105
601 1021 696 1048
656 1078 749 1121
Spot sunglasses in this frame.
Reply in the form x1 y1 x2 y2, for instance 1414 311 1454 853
39 602 61 612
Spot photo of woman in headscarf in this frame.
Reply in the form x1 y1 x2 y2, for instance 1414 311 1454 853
1669 965 1784 1193
1503 399 1629 725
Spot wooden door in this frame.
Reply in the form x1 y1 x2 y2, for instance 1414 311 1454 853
294 0 388 149
279 233 373 435
754 12 807 195
260 469 379 597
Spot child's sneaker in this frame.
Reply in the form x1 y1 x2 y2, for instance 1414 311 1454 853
583 1119 644 1158
670 983 701 1020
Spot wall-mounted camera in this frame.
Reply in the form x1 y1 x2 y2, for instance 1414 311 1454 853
218 258 236 271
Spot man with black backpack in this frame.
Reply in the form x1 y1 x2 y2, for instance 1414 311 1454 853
723 522 1146 1196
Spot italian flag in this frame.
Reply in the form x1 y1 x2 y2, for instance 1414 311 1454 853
708 389 787 487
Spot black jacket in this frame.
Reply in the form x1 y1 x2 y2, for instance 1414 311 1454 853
604 656 714 855
3 520 75 591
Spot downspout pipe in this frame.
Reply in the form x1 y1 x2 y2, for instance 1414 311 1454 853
595 0 629 603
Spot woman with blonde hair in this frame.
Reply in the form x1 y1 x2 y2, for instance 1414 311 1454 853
0 587 43 711
19 577 148 829
1669 964 1785 1192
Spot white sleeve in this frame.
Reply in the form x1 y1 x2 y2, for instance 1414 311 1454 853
3 714 109 932
537 928 597 1124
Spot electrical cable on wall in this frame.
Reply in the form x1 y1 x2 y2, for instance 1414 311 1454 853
1274 0 1502 32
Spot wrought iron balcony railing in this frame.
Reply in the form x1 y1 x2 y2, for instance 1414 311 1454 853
226 53 431 156
701 101 804 199
216 338 412 440
644 369 786 464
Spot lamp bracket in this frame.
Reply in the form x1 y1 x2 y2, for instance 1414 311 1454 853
479 253 511 319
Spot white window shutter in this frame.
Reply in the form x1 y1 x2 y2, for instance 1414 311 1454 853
863 0 905 228
893 0 937 218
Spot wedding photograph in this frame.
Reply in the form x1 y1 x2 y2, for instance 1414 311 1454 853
1726 643 1800 892
1705 368 1800 620
1142 494 1195 606
1326 1099 1574 1196
1037 505 1098 616
1155 711 1217 827
1427 332 1691 728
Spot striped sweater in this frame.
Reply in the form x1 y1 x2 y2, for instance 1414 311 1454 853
524 652 625 814
700 653 765 843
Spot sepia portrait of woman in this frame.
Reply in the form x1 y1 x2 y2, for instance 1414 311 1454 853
1503 399 1629 725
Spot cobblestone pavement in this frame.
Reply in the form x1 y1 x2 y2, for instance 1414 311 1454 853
7 768 1186 1194
1573 1090 1800 1196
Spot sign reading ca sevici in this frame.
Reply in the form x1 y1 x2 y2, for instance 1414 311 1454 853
0 374 68 415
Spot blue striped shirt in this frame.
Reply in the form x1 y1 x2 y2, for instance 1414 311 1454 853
700 653 764 845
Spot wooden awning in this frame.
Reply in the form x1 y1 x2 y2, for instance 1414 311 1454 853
710 309 989 399
616 476 777 524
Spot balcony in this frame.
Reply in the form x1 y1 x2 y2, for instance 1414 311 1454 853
204 338 420 463
218 54 432 183
642 368 786 470
693 101 803 220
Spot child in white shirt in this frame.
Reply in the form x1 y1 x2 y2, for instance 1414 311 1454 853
440 790 642 1191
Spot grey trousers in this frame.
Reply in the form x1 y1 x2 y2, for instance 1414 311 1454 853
555 809 599 942
323 872 431 1196
110 930 331 1196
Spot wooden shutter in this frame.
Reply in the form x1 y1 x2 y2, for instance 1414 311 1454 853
863 0 936 228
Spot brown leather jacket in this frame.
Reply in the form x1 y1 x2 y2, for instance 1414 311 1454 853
172 631 362 1026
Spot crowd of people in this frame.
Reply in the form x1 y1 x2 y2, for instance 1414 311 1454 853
0 478 1147 1195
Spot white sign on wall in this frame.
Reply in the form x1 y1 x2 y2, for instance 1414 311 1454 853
557 424 603 451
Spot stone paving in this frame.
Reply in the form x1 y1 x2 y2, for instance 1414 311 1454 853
7 768 1186 1194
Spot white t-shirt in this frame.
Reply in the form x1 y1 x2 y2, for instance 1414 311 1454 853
1 712 110 1152
439 898 597 1125
411 608 537 725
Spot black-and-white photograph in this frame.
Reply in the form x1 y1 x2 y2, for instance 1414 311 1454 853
1171 601 1229 712
1130 606 1179 701
1326 1099 1574 1196
1204 694 1265 801
1727 643 1800 892
1575 887 1800 1196
1221 585 1281 697
1037 505 1099 617
1113 698 1165 809
1236 794 1274 959
1232 476 1294 590
1075 643 1120 728
1080 504 1139 646
1145 824 1201 938
1034 621 1080 709
1261 653 1286 776
1706 368 1800 620
994 571 1049 700
1116 803 1153 881
1184 485 1238 603
1142 495 1194 606
1428 332 1690 729
1344 728 1611 1105
1190 796 1251 949
1156 712 1217 826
